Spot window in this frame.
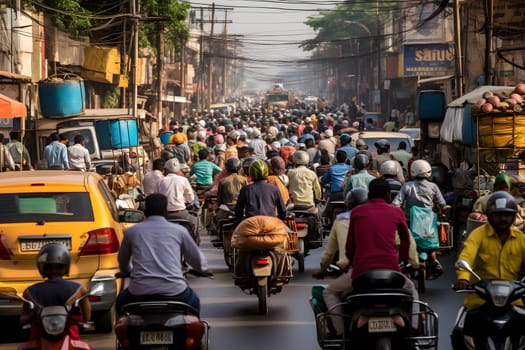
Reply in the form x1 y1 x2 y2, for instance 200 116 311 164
0 193 94 223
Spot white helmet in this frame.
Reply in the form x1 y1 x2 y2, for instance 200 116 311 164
164 158 181 173
380 160 399 177
410 159 432 178
292 150 310 166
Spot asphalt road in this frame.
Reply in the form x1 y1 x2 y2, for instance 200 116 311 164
0 233 465 350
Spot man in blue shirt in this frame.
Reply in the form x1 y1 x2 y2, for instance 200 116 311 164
336 133 358 162
44 132 69 170
321 149 352 223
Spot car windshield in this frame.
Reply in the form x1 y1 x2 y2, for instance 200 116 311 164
0 193 94 223
267 94 289 102
363 137 412 153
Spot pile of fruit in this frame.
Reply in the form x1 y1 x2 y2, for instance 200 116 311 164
472 83 525 115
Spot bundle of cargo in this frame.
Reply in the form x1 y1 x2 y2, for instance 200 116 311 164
471 84 525 148
231 216 289 250
471 83 525 115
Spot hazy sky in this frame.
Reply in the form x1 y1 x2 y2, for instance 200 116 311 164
188 0 338 88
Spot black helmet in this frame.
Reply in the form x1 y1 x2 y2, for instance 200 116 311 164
242 157 256 175
225 158 241 173
353 154 369 170
487 191 517 215
345 188 369 208
37 243 71 277
374 139 390 150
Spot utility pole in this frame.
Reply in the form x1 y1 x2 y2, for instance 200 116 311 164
180 37 186 119
484 0 494 85
221 10 228 103
453 0 464 97
131 0 138 119
198 8 204 111
157 22 165 129
207 3 215 108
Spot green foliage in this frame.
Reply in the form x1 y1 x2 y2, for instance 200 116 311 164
302 1 400 52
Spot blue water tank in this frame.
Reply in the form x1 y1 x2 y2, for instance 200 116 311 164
461 104 477 146
417 90 446 121
38 78 85 118
95 119 139 149
159 131 173 145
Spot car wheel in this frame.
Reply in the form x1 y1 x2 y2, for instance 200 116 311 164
94 307 116 333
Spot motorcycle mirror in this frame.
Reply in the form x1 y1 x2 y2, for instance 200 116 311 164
455 260 481 281
0 289 34 310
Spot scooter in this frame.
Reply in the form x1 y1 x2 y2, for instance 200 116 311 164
310 269 439 350
451 259 525 350
0 284 103 350
290 204 323 272
167 203 201 246
115 270 211 350
233 248 293 315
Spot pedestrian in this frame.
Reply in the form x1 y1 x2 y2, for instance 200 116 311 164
44 132 69 170
7 131 32 170
68 134 91 171
0 132 15 172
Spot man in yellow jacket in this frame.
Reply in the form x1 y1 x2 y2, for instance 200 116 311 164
452 191 525 347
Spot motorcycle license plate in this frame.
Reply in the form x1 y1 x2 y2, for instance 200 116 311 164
368 317 396 333
140 331 174 345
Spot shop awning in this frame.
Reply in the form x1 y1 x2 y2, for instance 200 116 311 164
0 93 26 118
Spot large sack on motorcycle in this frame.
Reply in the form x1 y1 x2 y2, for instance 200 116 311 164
231 215 288 250
409 206 439 251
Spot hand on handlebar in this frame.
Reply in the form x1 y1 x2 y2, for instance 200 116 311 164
453 279 469 290
186 269 214 279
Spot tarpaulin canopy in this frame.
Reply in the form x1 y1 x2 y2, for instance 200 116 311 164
0 93 27 118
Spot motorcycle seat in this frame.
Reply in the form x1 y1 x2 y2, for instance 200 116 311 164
352 269 407 290
122 300 199 316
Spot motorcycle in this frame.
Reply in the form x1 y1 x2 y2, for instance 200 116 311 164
451 259 525 350
233 248 293 315
115 270 211 350
290 204 323 272
167 203 201 246
320 199 347 238
214 206 237 270
310 269 439 350
0 284 103 350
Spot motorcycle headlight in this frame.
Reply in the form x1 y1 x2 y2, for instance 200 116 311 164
40 306 68 336
487 281 512 307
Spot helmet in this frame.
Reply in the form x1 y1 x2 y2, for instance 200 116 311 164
228 130 239 141
355 139 367 148
249 159 269 181
164 158 181 173
242 157 257 175
198 120 206 128
410 159 432 178
374 139 390 150
292 150 310 166
340 133 351 145
37 243 71 277
380 160 399 177
251 128 261 138
225 158 241 173
353 154 369 170
271 141 281 152
197 130 207 140
217 126 225 133
487 191 517 215
172 133 185 144
344 188 369 208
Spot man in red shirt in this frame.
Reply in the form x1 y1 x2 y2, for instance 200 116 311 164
322 178 417 336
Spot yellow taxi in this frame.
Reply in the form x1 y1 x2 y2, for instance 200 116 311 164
0 171 143 332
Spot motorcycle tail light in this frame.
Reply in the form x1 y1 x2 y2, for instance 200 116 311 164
296 223 307 229
255 258 270 265
185 319 205 350
487 282 512 307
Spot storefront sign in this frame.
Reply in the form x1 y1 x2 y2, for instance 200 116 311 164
403 43 455 77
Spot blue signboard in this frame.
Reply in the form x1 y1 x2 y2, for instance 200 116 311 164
403 43 455 77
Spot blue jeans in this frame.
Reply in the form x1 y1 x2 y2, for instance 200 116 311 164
116 287 200 315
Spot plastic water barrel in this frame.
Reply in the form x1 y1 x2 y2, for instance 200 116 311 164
461 104 477 146
38 77 85 118
95 119 139 149
159 131 173 145
416 90 446 121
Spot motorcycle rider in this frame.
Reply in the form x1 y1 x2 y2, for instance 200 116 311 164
452 191 525 349
20 243 91 340
322 179 417 336
217 158 248 221
320 149 353 220
342 154 376 197
372 139 392 171
380 160 403 197
116 193 210 315
312 188 369 279
336 133 358 162
392 159 447 276
287 150 322 242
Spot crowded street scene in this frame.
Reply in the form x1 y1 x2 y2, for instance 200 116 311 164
1 0 525 350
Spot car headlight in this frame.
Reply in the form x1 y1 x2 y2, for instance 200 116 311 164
40 306 68 336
